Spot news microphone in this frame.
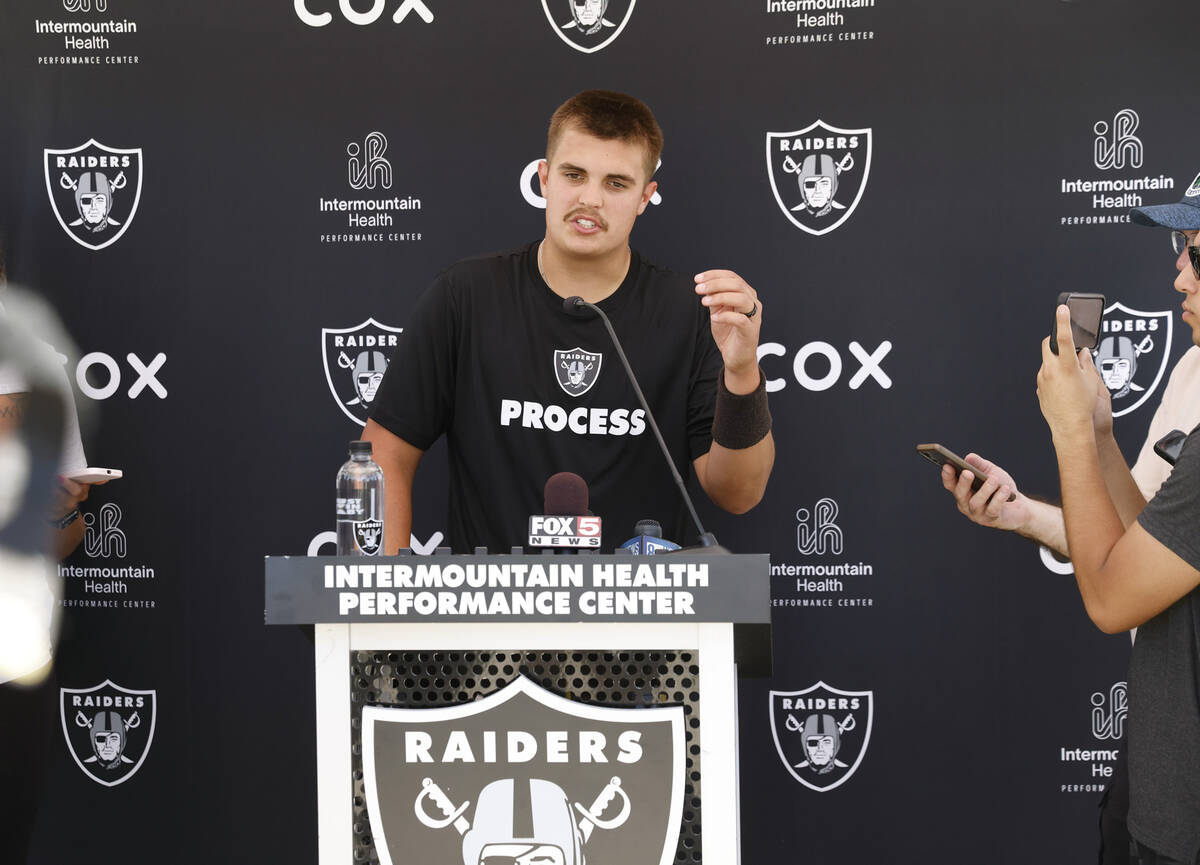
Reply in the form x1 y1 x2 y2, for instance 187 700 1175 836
618 519 682 555
563 296 720 548
528 471 602 548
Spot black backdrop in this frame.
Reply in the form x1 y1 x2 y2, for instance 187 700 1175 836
2 0 1193 861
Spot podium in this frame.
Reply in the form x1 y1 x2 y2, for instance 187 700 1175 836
265 552 770 865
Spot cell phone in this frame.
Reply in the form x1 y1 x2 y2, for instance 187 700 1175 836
1153 429 1187 466
67 467 122 483
1049 292 1106 355
916 443 1016 501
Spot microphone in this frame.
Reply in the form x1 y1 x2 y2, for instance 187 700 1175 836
618 519 682 555
528 471 602 548
562 296 720 548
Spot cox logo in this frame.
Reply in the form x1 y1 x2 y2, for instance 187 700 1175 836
758 340 892 392
294 0 433 26
520 159 663 209
75 352 166 400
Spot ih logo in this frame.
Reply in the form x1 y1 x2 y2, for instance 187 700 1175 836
796 498 843 555
363 676 684 865
84 502 127 559
1092 682 1128 741
322 318 403 426
766 121 871 236
542 0 637 54
44 139 143 251
348 132 392 190
1093 109 1143 171
60 680 156 787
554 348 603 397
769 682 873 792
1093 301 1172 418
64 0 107 9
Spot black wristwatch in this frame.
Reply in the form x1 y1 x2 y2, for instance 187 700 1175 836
50 508 81 530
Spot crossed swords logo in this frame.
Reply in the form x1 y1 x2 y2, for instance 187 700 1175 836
74 709 140 764
59 170 126 227
415 775 632 842
785 712 855 770
781 152 854 212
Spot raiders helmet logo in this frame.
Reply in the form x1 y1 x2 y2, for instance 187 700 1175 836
60 679 157 787
322 318 404 426
554 348 603 398
1093 301 1172 418
354 518 384 555
363 676 684 865
541 0 637 54
44 139 143 251
769 681 873 792
766 121 872 236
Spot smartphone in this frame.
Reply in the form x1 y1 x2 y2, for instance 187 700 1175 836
1153 429 1187 466
1049 292 1106 355
916 443 1016 501
67 467 122 483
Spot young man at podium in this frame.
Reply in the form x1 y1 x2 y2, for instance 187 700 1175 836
363 90 774 553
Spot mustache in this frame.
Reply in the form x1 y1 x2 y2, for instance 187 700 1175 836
565 209 607 229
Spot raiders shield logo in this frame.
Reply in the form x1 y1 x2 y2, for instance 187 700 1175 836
43 139 143 251
60 679 156 787
363 676 684 865
766 121 872 236
555 347 603 397
322 318 403 426
541 0 637 54
1093 301 1172 418
354 518 384 555
769 681 873 792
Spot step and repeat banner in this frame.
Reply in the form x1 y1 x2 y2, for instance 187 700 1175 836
2 0 1193 862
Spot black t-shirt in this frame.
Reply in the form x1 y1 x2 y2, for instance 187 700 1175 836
370 242 722 552
1130 423 1200 862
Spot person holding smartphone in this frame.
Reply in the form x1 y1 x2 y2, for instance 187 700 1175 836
942 179 1200 864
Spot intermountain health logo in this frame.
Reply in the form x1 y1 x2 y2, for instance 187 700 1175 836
1057 683 1123 794
769 682 873 792
44 139 142 250
766 121 871 235
319 132 423 245
34 3 141 67
541 0 637 53
771 497 875 610
1094 301 1172 418
363 676 684 865
322 318 403 426
1060 108 1174 226
60 679 156 786
763 0 878 47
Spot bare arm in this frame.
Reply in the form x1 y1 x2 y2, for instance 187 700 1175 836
692 272 774 513
362 419 424 555
1039 307 1199 632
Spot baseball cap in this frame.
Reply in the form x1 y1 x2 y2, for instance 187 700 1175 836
1130 169 1200 229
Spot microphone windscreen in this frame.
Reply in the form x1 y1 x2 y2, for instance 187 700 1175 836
543 472 589 516
562 296 593 318
634 519 663 538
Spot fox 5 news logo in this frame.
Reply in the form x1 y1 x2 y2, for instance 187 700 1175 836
528 515 602 548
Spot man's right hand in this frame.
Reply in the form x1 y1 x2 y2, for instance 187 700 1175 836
941 453 1031 533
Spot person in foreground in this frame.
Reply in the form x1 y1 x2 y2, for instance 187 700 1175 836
363 90 774 553
940 183 1200 864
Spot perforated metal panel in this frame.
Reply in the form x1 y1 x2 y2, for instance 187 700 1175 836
349 650 703 863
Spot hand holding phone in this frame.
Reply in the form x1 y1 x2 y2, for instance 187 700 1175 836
1049 292 1105 355
917 444 1016 502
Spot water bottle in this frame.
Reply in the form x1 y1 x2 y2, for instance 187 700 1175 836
336 441 385 556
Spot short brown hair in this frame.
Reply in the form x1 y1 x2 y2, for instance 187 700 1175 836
546 90 663 183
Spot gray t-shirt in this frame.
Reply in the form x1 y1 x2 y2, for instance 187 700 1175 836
1131 424 1200 863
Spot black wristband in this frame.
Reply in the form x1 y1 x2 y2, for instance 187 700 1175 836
712 366 771 449
50 508 81 530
